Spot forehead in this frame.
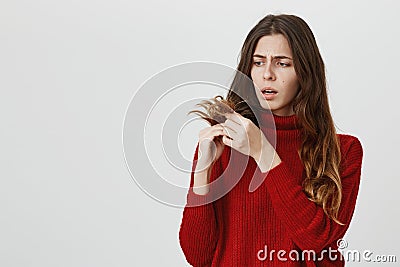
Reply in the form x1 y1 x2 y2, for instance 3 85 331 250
253 34 292 57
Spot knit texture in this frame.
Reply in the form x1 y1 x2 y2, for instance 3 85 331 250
179 112 363 267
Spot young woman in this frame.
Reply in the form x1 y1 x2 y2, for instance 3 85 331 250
179 14 363 266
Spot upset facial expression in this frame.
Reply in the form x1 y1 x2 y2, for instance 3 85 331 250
251 34 300 116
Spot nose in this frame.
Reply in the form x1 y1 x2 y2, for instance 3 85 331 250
263 62 275 80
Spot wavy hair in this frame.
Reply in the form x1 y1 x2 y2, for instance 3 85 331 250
190 14 343 224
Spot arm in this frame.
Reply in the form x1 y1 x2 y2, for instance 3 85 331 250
179 143 222 266
259 136 363 252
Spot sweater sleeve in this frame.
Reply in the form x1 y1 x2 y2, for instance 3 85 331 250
179 143 223 267
262 135 363 252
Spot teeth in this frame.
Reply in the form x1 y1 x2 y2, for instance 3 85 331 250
263 90 276 94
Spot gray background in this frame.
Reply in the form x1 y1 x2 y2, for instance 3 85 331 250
1 0 399 266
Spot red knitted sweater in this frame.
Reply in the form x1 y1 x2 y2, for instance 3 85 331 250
179 113 363 267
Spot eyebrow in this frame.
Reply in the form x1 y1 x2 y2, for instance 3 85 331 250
253 54 293 60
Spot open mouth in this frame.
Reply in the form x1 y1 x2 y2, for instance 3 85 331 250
261 88 278 100
261 89 278 95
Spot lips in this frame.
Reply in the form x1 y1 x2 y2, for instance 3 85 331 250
261 87 277 94
261 87 278 100
262 89 277 94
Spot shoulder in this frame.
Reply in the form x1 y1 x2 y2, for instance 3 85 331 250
337 134 363 161
337 134 362 148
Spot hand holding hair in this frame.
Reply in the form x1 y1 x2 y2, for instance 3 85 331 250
196 124 227 172
221 111 281 172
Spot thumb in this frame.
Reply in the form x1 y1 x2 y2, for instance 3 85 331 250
222 135 233 147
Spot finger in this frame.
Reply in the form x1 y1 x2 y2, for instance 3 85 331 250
206 126 232 142
220 122 237 133
224 112 243 125
208 128 227 139
207 124 225 135
222 135 234 148
223 119 240 131
224 118 246 137
220 123 236 139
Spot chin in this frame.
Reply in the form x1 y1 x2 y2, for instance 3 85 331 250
257 100 271 110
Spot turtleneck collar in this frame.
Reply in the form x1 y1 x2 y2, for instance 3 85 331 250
257 110 301 130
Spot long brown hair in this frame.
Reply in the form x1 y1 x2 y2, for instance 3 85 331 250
192 14 343 224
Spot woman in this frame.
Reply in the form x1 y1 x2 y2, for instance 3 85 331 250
179 14 363 266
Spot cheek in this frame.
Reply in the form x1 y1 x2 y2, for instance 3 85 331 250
250 70 258 87
251 69 263 84
281 74 299 92
250 69 256 80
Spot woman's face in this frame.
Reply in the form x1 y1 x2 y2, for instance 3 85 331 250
251 34 299 116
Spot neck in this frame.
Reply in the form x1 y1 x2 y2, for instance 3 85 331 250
256 110 301 130
255 109 302 153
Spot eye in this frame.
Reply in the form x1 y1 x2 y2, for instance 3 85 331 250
277 62 290 67
254 61 265 67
